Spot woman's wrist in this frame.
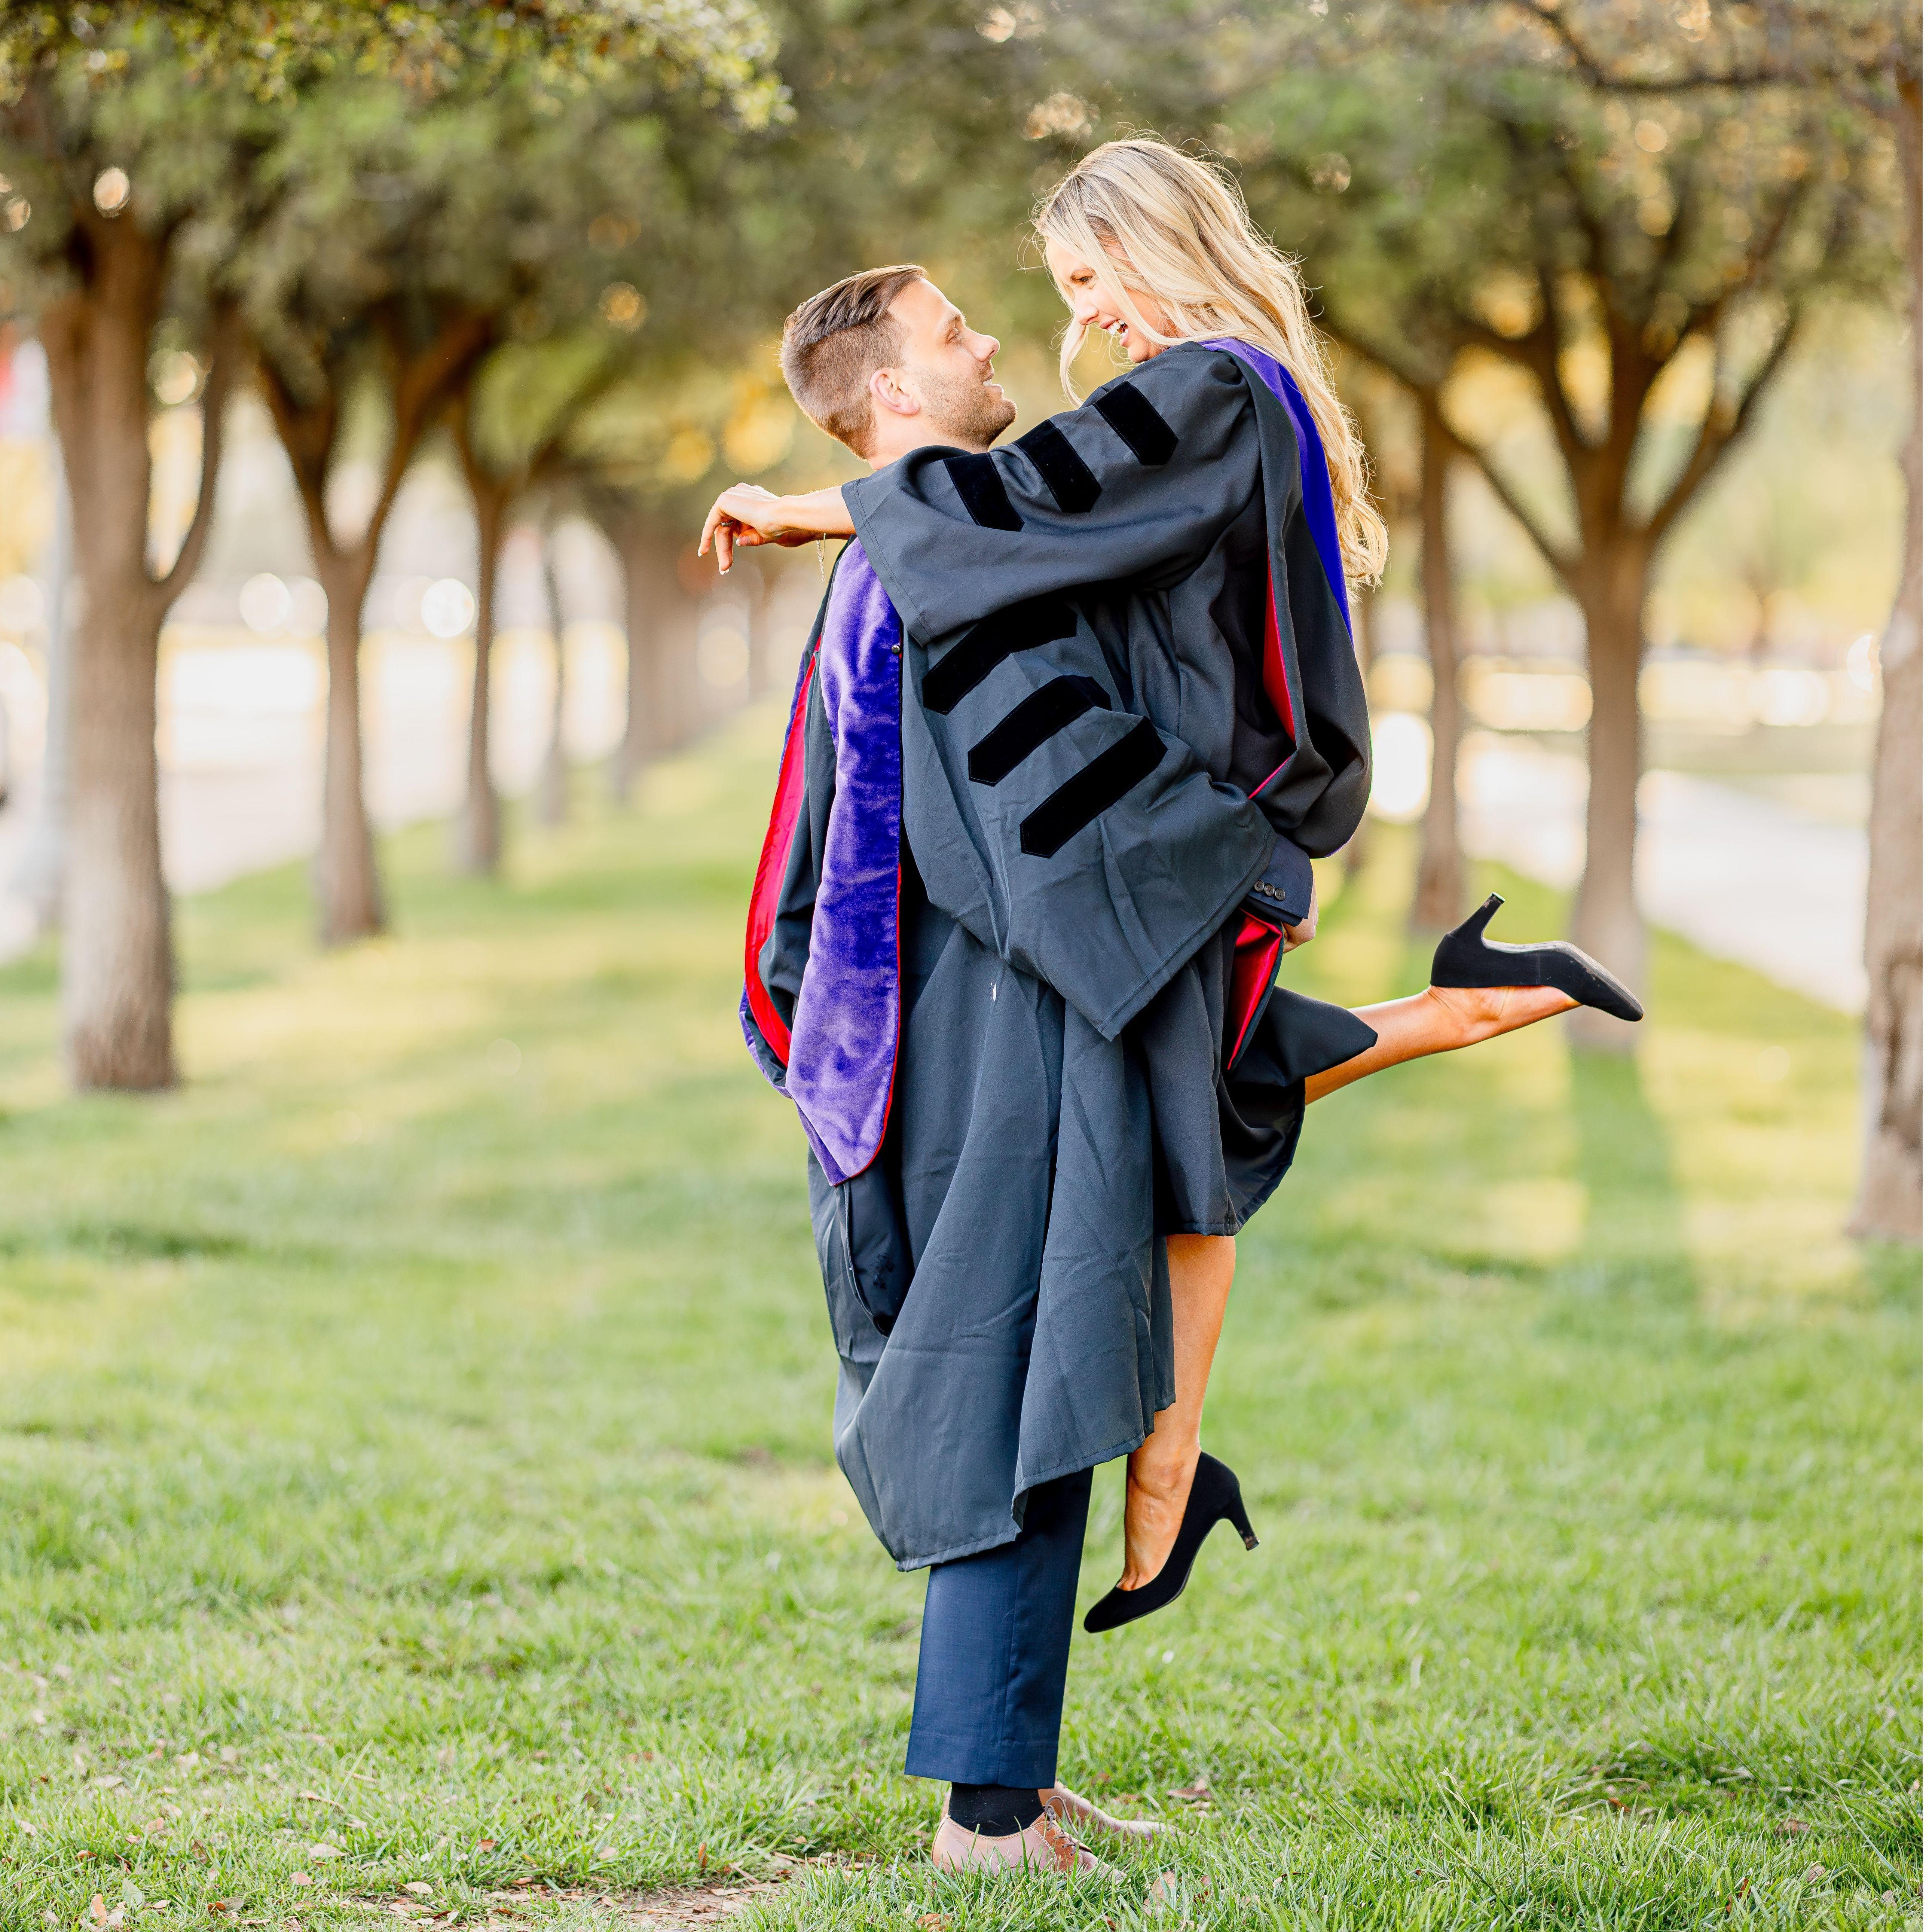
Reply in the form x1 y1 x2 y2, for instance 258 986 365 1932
794 485 855 537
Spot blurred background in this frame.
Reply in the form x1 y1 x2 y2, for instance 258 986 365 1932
0 0 1916 1208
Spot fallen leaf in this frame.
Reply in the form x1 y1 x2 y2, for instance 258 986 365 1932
175 1753 199 1768
96 1776 125 1790
403 1883 434 1897
89 1899 108 1926
106 1913 125 1930
1778 1818 1810 1835
16 1819 33 1835
306 1843 343 1860
595 1846 617 1860
474 1839 495 1851
296 1791 329 1803
917 1916 951 1930
1804 1865 1828 1881
1167 1775 1211 1801
291 1874 311 1887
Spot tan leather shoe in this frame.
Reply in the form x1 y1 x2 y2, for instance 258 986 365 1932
930 1809 1113 1876
1041 1781 1169 1844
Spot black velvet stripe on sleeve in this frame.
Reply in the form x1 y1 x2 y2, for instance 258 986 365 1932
1019 718 1165 857
1014 420 1101 513
1092 383 1179 466
967 674 1110 784
921 598 1078 714
942 453 1024 530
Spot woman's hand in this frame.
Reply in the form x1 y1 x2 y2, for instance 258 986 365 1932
698 484 855 573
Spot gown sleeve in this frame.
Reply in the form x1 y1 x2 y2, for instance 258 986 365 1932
844 346 1257 644
899 590 1274 1044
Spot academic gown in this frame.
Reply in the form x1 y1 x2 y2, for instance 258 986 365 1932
741 341 1376 1571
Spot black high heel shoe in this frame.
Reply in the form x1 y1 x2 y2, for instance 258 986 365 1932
1083 1452 1257 1635
1430 893 1644 1023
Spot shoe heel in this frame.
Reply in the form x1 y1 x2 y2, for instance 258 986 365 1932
1225 1491 1259 1553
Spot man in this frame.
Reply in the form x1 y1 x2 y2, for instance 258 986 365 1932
716 266 1373 1874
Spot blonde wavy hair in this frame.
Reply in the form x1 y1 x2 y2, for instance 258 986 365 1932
1036 138 1387 587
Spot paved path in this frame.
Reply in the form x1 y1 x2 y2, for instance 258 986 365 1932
1458 736 1867 1013
0 689 1871 1017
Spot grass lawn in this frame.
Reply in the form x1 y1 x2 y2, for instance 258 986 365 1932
0 705 1918 1931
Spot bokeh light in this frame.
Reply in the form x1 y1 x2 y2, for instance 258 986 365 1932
422 579 477 640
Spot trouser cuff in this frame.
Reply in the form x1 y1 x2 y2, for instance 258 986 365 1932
904 1727 1059 1790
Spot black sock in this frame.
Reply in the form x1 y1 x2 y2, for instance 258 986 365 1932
947 1782 1044 1837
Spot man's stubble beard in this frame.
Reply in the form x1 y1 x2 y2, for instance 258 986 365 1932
920 363 1019 452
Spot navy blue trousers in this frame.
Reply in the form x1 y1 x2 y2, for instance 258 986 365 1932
903 1468 1093 1788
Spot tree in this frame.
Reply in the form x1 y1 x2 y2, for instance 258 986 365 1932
254 310 492 937
0 1 782 1078
1510 0 1919 1230
242 6 783 914
1212 12 1896 1044
447 341 630 873
534 519 571 828
555 0 1066 799
0 12 302 1085
1411 390 1466 933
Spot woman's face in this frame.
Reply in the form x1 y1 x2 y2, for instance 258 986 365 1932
1045 237 1170 364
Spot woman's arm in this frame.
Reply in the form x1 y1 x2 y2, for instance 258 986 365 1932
700 483 855 574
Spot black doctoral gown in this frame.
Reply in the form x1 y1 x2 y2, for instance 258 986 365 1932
744 342 1375 1569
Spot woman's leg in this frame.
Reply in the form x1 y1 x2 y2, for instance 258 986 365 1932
1119 1234 1233 1588
1303 982 1576 1103
1112 981 1579 1591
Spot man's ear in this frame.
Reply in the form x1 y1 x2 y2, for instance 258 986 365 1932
868 365 921 420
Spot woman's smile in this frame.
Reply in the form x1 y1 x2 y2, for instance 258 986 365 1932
1043 236 1167 361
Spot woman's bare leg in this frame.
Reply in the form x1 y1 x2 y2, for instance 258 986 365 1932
1119 1233 1233 1588
1303 982 1576 1103
1111 980 1580 1591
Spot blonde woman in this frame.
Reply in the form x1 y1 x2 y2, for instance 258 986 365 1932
705 143 1634 1874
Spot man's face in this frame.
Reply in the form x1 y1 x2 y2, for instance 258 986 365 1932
883 279 1017 450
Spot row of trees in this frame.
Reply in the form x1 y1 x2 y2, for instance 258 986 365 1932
0 2 1916 1234
1047 0 1917 1229
0 0 1051 1080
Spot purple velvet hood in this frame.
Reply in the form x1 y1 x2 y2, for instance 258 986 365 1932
741 543 903 1184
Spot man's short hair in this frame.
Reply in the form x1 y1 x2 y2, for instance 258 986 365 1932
780 264 926 456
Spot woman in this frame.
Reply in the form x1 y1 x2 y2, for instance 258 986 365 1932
707 140 1635 1872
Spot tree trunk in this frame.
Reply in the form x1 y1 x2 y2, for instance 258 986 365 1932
313 553 384 944
453 478 506 875
39 223 176 1089
609 512 697 797
537 527 569 828
1569 535 1654 1052
1410 399 1464 933
1849 74 1923 1241
1342 568 1379 881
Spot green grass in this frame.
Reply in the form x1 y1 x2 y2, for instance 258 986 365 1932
0 706 1918 1931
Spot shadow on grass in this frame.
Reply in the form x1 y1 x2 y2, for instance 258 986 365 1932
1537 1042 1697 1347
